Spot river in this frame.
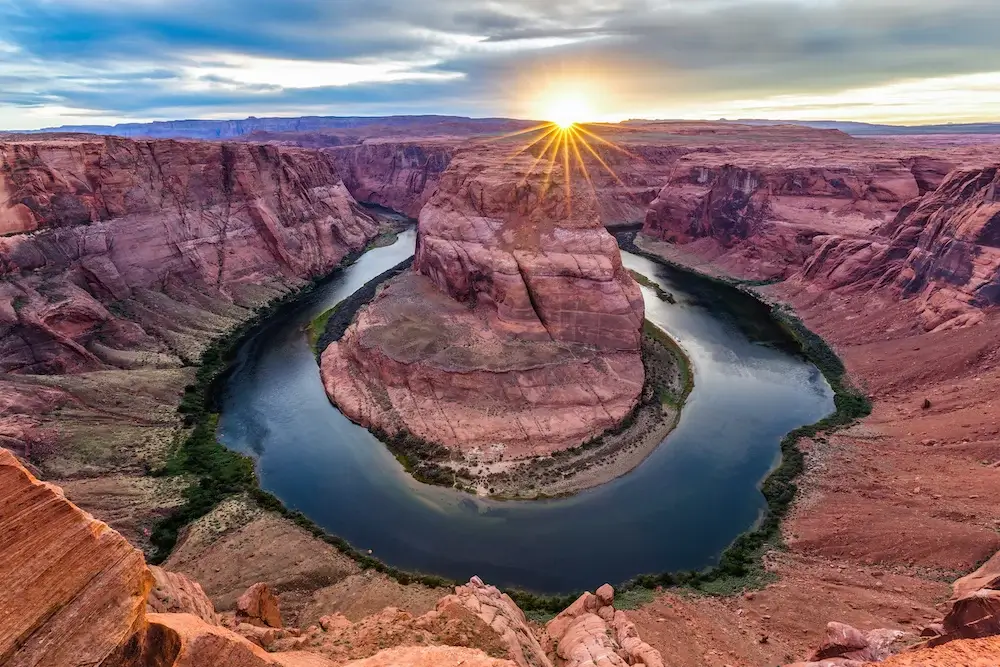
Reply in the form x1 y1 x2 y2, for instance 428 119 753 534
218 228 833 593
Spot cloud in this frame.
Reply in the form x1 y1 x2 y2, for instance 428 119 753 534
1 0 999 128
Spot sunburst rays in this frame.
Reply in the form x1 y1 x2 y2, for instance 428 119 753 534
489 122 632 203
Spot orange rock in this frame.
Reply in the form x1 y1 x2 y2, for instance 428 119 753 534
953 548 1000 600
544 588 663 667
438 577 551 667
0 448 152 667
237 582 284 628
129 613 335 667
148 565 220 625
871 635 1000 666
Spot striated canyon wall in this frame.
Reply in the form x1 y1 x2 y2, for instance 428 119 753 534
327 140 456 218
641 149 1000 331
0 136 380 374
0 135 382 551
799 166 1000 331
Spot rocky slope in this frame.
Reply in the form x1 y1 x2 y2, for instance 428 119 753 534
5 441 1000 666
798 166 1000 331
321 146 645 458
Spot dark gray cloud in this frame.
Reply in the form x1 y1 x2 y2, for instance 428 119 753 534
1 0 999 127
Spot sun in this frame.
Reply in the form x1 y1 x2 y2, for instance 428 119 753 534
543 92 594 130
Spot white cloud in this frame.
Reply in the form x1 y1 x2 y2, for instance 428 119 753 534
185 53 464 90
633 70 1000 124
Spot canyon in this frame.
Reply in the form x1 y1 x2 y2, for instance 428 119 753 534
2 120 1000 665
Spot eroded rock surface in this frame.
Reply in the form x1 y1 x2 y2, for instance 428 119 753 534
148 565 220 626
0 135 379 375
329 140 454 218
0 448 152 667
237 583 284 628
439 576 551 667
543 585 664 667
322 148 645 456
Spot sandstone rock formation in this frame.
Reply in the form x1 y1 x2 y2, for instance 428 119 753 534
543 585 664 667
0 134 382 547
797 166 1000 331
641 144 1000 331
237 583 284 628
0 448 152 666
806 622 906 663
329 140 454 218
322 148 645 456
127 612 336 667
342 645 517 667
916 549 1000 648
1 443 531 667
148 565 220 625
438 576 551 667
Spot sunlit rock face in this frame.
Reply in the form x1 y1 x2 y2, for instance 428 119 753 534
322 147 645 458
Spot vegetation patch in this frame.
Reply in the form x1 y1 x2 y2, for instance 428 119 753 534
629 269 676 303
314 258 414 358
308 302 341 352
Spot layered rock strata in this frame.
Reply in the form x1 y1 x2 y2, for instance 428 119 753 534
322 148 645 457
799 166 1000 331
0 136 379 374
0 135 381 549
0 448 151 666
641 151 1000 331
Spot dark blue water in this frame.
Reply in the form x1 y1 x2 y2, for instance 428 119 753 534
218 229 833 593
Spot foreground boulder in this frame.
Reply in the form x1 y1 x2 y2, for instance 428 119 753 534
237 583 284 628
322 148 645 457
923 548 1000 647
148 566 220 626
0 449 152 667
807 622 906 663
543 584 663 667
121 613 335 667
438 576 551 667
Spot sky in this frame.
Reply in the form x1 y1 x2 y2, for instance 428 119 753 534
1 0 999 130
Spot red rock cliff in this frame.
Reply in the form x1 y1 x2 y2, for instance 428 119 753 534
321 147 645 457
329 140 455 218
798 166 1000 331
0 136 379 374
